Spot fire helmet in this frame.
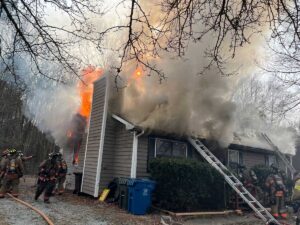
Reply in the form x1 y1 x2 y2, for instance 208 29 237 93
8 148 17 154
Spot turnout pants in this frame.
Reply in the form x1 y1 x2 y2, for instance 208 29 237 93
57 175 66 194
271 191 287 219
35 179 55 201
0 175 19 197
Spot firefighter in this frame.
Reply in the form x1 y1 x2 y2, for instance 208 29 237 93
265 164 287 219
0 148 24 198
291 172 300 202
0 149 9 187
17 150 33 162
56 152 68 195
34 152 59 203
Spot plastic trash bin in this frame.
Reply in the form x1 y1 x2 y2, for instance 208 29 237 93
127 179 156 215
118 177 130 210
73 172 83 195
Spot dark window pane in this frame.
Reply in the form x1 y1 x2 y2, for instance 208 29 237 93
156 139 172 157
173 142 187 157
228 150 239 163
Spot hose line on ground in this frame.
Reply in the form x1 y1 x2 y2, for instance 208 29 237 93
7 193 55 225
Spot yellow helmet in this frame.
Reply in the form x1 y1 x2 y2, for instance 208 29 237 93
9 148 17 154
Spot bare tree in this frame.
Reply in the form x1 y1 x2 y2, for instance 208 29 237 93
2 0 300 83
0 0 103 83
233 75 299 127
98 0 300 79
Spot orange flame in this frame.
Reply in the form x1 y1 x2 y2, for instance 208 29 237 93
133 68 143 80
78 66 103 118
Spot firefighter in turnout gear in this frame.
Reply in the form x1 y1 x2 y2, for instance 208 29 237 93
0 148 24 198
265 164 287 219
35 152 59 203
56 152 68 195
292 172 300 201
0 149 9 188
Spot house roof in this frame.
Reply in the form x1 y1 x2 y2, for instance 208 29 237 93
111 114 143 132
111 114 296 156
112 114 135 130
231 132 295 156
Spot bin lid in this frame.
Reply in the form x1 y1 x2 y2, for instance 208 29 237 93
118 177 130 185
127 178 156 187
73 172 83 175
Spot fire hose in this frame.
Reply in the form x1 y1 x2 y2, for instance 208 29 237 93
7 193 54 225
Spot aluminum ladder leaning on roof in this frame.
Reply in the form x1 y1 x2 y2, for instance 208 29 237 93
188 137 281 225
261 133 296 175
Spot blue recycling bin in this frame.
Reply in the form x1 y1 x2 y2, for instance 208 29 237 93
127 179 156 215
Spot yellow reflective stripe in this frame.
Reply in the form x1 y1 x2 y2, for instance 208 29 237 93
295 185 300 191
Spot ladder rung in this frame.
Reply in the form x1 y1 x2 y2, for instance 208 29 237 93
258 210 267 213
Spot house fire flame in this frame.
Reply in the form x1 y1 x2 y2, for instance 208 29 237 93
65 67 102 166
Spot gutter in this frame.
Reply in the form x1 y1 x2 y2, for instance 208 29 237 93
131 130 144 178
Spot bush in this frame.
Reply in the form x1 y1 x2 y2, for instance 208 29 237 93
149 158 225 212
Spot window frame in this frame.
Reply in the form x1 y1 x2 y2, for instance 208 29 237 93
228 149 240 165
265 154 278 167
154 138 188 158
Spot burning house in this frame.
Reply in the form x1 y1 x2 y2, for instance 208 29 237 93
64 74 296 197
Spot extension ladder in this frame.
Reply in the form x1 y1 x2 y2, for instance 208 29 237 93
261 133 296 175
188 137 280 225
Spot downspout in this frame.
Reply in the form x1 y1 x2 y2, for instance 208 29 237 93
130 130 145 178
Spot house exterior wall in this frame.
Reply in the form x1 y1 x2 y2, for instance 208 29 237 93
112 123 134 178
98 118 134 193
98 116 116 191
136 136 149 178
242 151 266 168
81 77 107 196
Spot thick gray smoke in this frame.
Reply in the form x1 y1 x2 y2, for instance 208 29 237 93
111 44 238 145
23 76 80 146
111 40 297 154
232 76 297 154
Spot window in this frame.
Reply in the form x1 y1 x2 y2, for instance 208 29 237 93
155 138 187 158
228 150 239 164
265 155 277 166
228 149 243 171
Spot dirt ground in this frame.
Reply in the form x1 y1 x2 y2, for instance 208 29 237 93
0 176 161 225
0 176 296 225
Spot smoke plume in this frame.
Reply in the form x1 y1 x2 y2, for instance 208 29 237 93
24 82 80 146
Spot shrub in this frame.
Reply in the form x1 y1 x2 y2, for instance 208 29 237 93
149 158 225 212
